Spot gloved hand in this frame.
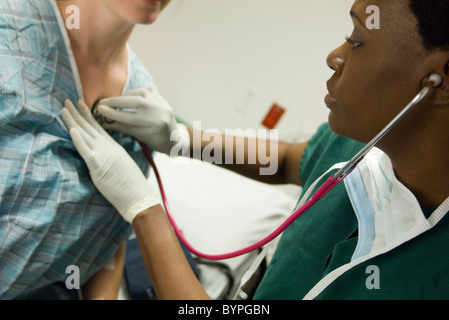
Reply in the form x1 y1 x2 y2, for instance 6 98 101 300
62 99 161 224
95 87 190 157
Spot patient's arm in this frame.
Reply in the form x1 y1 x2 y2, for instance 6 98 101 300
188 127 307 185
81 242 126 300
132 205 210 300
63 100 207 300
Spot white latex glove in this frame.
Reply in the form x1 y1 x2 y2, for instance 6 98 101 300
62 99 161 224
96 87 190 157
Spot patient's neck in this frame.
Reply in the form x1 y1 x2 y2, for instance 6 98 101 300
57 0 133 67
57 0 133 108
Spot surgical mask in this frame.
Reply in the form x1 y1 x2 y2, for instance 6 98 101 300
304 149 449 300
345 147 429 260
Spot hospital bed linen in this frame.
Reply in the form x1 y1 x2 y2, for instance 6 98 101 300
119 152 300 299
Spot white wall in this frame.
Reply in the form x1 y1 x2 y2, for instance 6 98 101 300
128 0 355 142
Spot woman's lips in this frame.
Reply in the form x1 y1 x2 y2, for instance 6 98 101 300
324 92 338 108
325 81 338 108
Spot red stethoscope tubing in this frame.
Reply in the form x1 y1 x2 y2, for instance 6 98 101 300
100 75 442 260
139 141 342 260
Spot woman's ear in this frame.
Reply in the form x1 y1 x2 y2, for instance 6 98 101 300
429 61 449 105
442 62 449 91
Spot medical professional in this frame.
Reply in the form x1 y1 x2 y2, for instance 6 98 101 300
63 0 449 299
0 0 173 299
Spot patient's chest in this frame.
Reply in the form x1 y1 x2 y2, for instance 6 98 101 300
79 63 128 110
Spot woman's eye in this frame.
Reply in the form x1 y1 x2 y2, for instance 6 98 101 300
345 35 364 49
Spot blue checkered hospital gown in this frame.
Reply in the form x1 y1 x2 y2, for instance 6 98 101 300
0 0 154 299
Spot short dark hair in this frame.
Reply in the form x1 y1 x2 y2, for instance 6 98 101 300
409 0 449 51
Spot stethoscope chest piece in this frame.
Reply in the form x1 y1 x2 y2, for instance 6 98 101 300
91 98 115 125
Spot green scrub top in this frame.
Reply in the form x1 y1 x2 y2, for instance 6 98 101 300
253 123 449 300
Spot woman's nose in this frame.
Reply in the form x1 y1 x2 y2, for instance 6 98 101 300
326 44 346 75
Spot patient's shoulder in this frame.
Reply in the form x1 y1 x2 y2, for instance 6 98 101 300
0 0 61 86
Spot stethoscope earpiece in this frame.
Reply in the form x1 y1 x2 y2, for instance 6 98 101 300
428 73 443 88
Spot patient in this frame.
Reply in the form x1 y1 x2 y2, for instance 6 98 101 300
64 0 449 299
0 0 171 299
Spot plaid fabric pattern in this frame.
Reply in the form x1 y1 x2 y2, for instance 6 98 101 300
0 0 153 299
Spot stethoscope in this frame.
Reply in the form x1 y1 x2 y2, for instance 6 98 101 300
92 73 443 260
